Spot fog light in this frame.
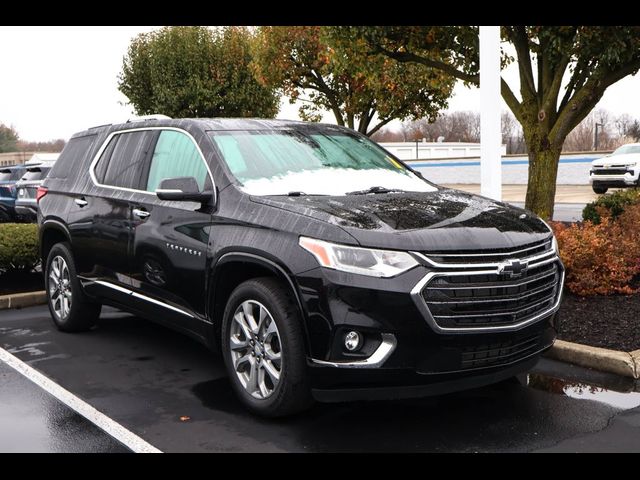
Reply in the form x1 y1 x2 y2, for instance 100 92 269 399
344 331 362 351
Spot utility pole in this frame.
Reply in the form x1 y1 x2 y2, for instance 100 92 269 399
480 26 502 201
594 121 604 151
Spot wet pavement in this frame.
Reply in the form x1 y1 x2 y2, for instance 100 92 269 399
1 305 640 452
0 362 128 452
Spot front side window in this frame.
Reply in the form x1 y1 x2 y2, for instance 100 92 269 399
208 129 436 196
146 130 209 192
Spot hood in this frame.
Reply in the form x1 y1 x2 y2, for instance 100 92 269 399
592 153 640 166
251 188 551 252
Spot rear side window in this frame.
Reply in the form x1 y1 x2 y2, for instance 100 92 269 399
0 169 17 181
20 167 51 181
100 131 155 190
48 135 97 180
93 136 119 184
146 130 208 192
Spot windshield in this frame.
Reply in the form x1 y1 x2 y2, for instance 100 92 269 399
20 167 51 181
612 144 640 156
208 129 436 196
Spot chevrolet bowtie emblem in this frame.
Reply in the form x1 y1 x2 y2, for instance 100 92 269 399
497 259 529 279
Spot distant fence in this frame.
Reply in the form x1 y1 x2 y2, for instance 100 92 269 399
405 151 612 185
379 141 507 161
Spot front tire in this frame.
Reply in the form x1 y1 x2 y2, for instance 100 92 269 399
45 242 101 332
221 277 312 417
592 184 608 194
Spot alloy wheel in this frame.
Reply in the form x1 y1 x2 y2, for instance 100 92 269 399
48 255 72 320
229 300 282 399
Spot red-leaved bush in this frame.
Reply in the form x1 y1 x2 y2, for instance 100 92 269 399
550 203 640 296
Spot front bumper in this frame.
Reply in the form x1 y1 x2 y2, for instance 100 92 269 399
297 251 562 400
590 169 639 186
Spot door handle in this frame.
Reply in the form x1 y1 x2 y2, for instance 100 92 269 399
74 198 88 207
133 208 150 219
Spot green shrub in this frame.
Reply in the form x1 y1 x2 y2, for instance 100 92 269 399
582 188 640 224
0 223 40 272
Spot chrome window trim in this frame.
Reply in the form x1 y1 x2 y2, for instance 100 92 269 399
410 258 565 334
411 244 557 270
88 127 216 205
93 280 195 318
310 333 397 368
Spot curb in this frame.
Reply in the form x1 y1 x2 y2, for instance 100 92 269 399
545 340 640 379
0 291 47 310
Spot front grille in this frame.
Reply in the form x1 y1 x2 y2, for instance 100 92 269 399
423 239 552 265
421 261 561 330
460 334 542 370
593 168 627 176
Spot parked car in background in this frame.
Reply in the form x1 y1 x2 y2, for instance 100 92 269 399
0 164 28 222
590 143 640 194
15 164 54 222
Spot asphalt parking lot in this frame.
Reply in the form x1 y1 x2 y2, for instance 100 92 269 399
2 305 640 453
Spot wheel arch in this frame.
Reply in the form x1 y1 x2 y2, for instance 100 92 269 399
208 252 309 353
40 219 71 264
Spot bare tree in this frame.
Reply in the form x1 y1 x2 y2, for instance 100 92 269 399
402 111 481 143
502 111 526 154
17 139 66 152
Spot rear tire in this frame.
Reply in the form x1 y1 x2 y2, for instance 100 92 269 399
45 242 101 332
221 277 313 417
0 209 10 223
592 184 608 194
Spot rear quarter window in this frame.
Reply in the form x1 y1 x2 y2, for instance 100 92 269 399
48 134 97 180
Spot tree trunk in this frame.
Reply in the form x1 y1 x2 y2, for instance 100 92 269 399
524 145 561 220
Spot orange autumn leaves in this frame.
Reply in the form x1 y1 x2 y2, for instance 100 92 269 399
551 203 640 296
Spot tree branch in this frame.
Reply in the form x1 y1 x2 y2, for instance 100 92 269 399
366 115 395 137
552 58 640 143
501 78 524 124
508 27 537 103
370 45 479 84
542 54 570 119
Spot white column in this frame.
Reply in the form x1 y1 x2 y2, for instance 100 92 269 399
480 25 502 201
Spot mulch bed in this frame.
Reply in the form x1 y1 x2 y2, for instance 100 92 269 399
0 271 44 296
557 291 640 352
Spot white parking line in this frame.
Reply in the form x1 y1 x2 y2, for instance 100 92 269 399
0 346 162 453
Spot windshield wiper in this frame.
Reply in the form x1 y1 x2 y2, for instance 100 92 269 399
346 186 406 195
269 192 329 197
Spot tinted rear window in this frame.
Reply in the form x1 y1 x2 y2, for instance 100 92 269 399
20 167 51 181
0 168 23 181
48 135 97 180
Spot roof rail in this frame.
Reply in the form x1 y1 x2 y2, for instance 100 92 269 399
88 123 113 130
127 114 172 123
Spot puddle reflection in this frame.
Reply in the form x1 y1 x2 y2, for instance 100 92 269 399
529 373 640 410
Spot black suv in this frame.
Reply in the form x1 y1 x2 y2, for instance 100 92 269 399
38 118 564 417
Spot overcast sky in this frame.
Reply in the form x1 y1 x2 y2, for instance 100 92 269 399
2 26 640 141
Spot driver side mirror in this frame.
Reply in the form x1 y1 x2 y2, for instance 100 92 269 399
156 177 212 204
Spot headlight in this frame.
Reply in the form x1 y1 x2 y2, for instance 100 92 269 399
299 237 419 278
539 219 558 254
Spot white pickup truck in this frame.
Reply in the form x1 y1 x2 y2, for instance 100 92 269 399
590 143 640 194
